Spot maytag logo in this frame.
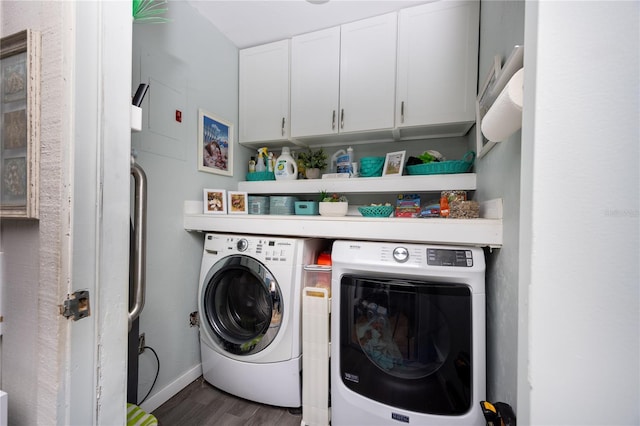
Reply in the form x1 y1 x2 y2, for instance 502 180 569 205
344 372 359 383
391 413 410 423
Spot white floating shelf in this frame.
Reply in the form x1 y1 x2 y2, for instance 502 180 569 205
238 173 477 195
183 201 502 248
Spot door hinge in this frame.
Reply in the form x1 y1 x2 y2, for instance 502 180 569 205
60 290 91 321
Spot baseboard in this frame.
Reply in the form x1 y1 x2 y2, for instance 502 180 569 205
140 363 202 414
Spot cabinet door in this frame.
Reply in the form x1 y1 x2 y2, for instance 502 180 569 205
291 27 341 138
396 1 479 128
239 39 290 144
339 12 397 134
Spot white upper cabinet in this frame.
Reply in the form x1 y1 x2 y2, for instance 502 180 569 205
291 13 397 139
290 27 341 138
396 0 479 138
340 12 397 134
239 39 291 146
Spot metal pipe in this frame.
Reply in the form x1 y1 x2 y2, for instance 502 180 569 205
129 159 147 331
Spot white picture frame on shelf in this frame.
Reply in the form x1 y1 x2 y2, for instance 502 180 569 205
228 191 248 215
203 188 227 214
382 151 406 177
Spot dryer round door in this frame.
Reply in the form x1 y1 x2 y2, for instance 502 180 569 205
201 254 283 356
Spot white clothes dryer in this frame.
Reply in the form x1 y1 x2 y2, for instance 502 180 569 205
198 233 322 408
331 240 486 425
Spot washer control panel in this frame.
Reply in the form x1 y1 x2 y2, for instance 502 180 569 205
204 234 296 263
427 248 473 267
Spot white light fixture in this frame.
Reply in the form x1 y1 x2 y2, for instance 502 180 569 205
306 0 330 4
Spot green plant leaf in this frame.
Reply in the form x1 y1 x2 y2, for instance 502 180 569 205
133 0 170 23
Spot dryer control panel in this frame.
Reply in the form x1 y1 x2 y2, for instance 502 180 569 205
427 248 473 267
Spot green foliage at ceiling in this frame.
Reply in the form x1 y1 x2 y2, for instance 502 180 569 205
133 0 170 24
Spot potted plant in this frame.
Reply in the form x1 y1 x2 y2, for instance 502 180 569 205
298 148 328 179
318 191 348 216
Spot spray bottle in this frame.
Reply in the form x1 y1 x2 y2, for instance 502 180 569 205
256 147 267 172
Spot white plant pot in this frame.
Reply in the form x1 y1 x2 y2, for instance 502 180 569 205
319 201 348 217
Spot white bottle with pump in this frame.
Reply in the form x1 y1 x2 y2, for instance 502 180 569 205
274 147 298 180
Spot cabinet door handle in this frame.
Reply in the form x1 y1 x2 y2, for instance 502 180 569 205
401 101 405 124
281 117 285 136
332 110 336 130
340 109 344 129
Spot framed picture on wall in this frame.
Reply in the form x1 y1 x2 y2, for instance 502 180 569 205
1 29 41 219
203 188 227 214
198 109 233 176
227 191 248 215
382 151 406 177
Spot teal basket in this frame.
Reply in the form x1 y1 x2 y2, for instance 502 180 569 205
246 171 275 181
359 157 385 177
358 205 395 217
406 151 476 175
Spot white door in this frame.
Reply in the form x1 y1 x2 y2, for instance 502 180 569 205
66 2 132 425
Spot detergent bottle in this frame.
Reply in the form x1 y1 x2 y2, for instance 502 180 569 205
275 147 298 180
330 149 346 173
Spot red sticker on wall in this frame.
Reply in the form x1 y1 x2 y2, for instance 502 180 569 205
175 110 182 122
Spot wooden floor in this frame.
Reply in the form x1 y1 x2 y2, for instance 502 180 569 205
152 376 302 426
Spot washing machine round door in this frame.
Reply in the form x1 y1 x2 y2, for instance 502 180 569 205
201 254 282 356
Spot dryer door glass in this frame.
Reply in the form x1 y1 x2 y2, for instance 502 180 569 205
203 255 282 355
339 275 472 415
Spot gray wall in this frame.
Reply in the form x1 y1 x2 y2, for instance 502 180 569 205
475 0 525 408
131 1 242 407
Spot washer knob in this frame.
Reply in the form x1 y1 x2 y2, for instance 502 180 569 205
236 239 248 252
393 247 409 263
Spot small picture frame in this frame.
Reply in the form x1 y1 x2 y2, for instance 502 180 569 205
203 188 227 214
227 191 248 215
198 109 233 176
382 151 406 177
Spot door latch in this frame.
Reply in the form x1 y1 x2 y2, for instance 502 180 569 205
60 290 91 321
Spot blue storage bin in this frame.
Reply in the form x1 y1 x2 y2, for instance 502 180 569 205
269 196 298 215
295 201 319 215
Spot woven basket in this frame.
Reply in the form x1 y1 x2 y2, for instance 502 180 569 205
359 157 385 177
406 151 476 176
358 205 395 217
246 171 275 181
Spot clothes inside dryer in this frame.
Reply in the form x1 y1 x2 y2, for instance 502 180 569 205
339 275 472 415
202 255 282 355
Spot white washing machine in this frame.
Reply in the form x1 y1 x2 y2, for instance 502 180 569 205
198 233 323 408
331 240 486 425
